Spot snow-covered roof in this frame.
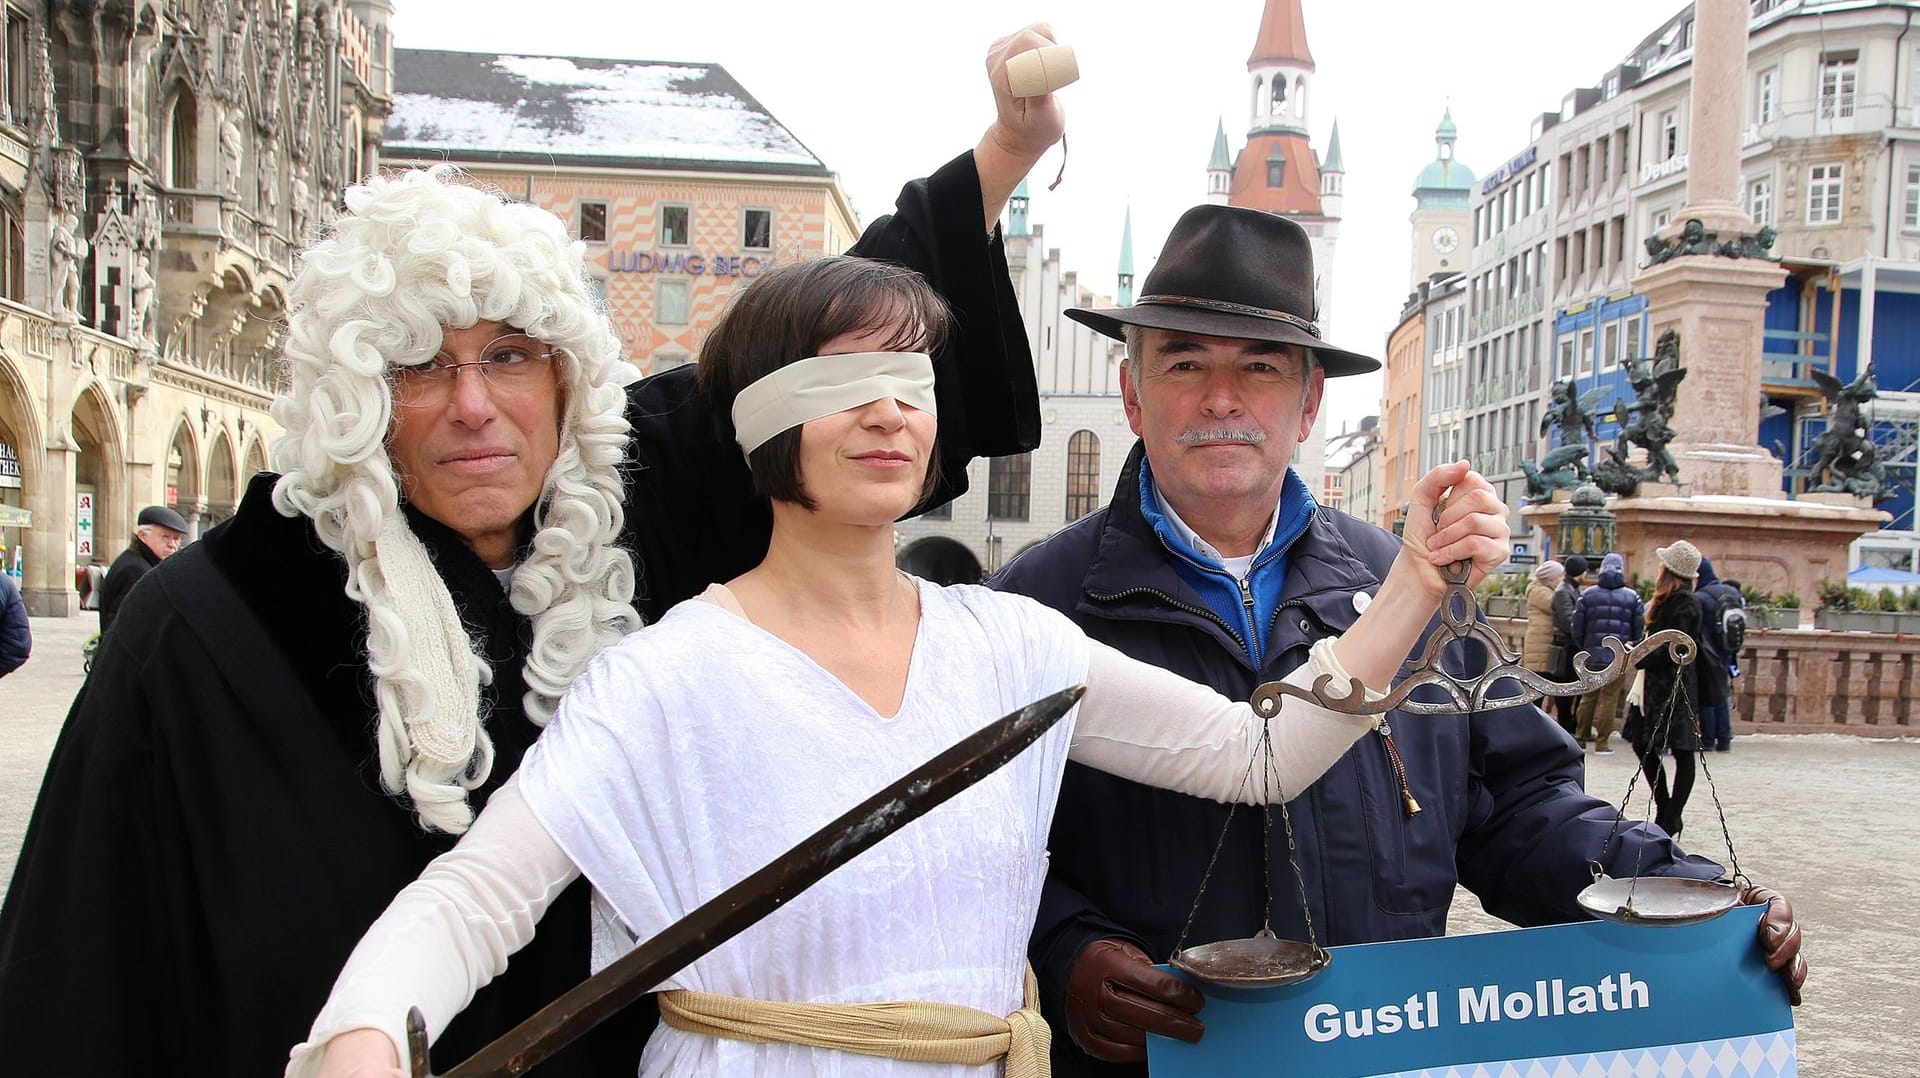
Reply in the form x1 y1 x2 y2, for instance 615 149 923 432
386 49 830 175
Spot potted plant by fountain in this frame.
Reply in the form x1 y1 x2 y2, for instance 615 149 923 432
1814 582 1920 633
1766 591 1802 628
1744 584 1801 629
1481 574 1527 619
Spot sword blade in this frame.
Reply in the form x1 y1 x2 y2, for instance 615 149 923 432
428 683 1085 1078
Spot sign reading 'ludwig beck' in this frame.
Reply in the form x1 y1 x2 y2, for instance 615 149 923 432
607 250 774 277
1149 906 1795 1077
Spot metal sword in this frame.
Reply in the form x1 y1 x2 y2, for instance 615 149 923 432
405 684 1087 1078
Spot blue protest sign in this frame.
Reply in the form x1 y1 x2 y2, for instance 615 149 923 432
1148 905 1794 1077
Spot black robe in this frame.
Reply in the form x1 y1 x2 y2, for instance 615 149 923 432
0 150 1038 1075
622 151 1035 620
0 476 642 1076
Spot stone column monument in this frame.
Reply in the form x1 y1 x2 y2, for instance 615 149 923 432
1527 0 1884 615
1632 0 1784 497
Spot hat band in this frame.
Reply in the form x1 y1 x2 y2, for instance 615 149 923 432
1133 295 1322 340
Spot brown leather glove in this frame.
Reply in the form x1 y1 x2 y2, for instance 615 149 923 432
1063 938 1206 1063
1742 885 1807 1005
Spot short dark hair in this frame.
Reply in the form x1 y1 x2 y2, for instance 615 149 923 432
697 256 952 510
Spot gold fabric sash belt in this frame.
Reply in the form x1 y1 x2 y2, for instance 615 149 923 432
657 966 1051 1076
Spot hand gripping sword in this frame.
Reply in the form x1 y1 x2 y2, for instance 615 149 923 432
407 684 1087 1078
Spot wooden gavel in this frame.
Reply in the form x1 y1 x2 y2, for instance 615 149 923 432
1006 44 1078 97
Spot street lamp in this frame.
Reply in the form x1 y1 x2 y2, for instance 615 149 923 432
1557 483 1617 561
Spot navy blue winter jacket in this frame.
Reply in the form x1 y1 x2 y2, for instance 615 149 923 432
0 572 29 677
1572 559 1645 663
1692 561 1736 708
992 443 1720 1077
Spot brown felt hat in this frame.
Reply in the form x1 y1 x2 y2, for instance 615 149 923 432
1065 204 1380 377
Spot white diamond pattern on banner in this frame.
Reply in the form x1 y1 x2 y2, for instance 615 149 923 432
1369 1031 1797 1078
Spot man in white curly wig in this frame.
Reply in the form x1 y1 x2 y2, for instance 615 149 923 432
0 25 1064 1078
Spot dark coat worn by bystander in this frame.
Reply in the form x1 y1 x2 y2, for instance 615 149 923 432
0 570 28 676
1690 560 1735 710
1640 589 1704 753
0 152 1039 1077
993 444 1722 1077
94 536 162 636
1573 553 1644 662
1551 578 1580 657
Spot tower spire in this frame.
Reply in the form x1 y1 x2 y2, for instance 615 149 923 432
1206 118 1232 204
1249 0 1314 68
1117 204 1135 307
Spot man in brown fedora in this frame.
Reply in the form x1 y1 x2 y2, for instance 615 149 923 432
991 204 1806 1073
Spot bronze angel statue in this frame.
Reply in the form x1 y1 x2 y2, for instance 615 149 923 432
1591 330 1688 496
1521 379 1615 503
1808 362 1898 501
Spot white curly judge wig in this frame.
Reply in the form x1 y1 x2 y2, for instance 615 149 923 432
269 167 640 834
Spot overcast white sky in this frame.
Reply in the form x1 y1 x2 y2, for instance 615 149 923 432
389 0 1691 430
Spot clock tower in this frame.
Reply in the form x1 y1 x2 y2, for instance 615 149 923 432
1410 107 1475 288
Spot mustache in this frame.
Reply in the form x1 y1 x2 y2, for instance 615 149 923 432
1176 427 1268 445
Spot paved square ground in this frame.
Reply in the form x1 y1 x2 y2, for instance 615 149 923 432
3 613 1914 1074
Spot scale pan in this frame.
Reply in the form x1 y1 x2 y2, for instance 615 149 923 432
1170 928 1330 988
1577 875 1742 927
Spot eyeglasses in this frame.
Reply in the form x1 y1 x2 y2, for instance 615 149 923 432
388 333 565 407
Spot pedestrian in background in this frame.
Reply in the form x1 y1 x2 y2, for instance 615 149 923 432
1549 554 1588 735
1572 551 1643 753
1693 558 1745 752
1523 559 1563 682
0 569 29 677
1634 541 1705 836
96 504 188 635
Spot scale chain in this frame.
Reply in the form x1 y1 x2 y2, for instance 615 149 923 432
1169 731 1266 959
1693 740 1748 888
1267 730 1320 953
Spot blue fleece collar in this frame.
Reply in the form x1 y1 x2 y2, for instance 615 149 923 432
1137 459 1317 668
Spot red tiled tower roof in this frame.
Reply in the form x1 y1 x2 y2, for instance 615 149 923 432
1229 132 1323 217
1249 0 1314 70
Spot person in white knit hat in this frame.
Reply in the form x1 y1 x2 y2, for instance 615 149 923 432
1632 539 1706 839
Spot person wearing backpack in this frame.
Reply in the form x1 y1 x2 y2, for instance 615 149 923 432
1694 557 1745 752
1572 552 1643 753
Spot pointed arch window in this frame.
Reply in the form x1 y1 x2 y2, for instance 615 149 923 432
0 201 22 300
168 88 198 188
1270 78 1288 118
1065 431 1102 521
1294 77 1308 124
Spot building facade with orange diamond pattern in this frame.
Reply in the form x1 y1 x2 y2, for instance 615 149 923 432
384 49 859 377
